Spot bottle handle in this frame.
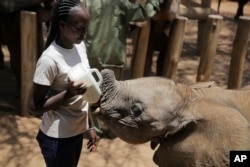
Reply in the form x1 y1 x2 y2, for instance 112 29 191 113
90 68 103 86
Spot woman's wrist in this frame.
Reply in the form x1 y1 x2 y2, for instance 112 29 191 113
88 127 96 131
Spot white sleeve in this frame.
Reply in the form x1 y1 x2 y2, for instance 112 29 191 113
33 56 58 86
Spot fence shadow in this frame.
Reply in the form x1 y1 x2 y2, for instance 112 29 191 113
0 112 43 167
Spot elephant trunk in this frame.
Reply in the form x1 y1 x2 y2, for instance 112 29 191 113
100 69 120 110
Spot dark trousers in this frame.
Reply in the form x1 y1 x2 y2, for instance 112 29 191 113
36 130 84 167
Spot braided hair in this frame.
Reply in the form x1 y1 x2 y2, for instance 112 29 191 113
45 0 81 49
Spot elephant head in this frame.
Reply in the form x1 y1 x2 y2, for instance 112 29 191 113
96 69 197 144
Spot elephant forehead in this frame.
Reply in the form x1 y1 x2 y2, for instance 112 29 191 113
126 77 176 96
124 78 184 120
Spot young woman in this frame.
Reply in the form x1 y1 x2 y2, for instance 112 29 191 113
27 0 99 166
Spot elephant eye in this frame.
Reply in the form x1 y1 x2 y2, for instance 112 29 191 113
130 104 142 117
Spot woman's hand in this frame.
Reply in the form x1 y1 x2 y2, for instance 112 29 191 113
87 128 100 152
65 81 87 98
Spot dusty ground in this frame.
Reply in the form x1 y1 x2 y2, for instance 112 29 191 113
0 1 250 167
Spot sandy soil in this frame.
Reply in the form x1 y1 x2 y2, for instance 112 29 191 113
0 1 250 167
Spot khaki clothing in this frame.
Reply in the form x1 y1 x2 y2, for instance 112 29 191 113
82 0 160 79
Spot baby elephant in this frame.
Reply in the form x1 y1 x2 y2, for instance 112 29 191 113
95 69 250 167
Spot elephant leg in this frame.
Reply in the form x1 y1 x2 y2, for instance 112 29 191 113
7 37 21 92
0 23 5 68
0 46 4 68
144 20 171 76
235 0 249 20
156 46 166 76
2 12 21 92
156 21 172 76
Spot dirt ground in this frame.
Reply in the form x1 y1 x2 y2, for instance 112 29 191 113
0 1 250 167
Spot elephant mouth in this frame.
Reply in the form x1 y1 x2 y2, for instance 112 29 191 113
93 108 101 115
93 107 139 128
118 118 138 128
93 107 121 119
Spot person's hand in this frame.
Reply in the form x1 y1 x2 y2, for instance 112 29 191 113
65 80 87 98
87 128 100 152
90 99 100 111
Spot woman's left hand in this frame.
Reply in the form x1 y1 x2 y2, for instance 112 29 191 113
87 128 100 152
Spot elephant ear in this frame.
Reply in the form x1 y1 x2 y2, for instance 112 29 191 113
163 118 198 140
163 113 198 138
150 118 197 150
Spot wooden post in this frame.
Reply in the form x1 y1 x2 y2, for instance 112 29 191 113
228 16 250 89
197 0 212 54
162 16 188 79
197 15 223 82
21 11 37 116
131 19 151 78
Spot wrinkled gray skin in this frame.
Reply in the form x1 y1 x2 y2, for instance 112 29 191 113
95 69 250 167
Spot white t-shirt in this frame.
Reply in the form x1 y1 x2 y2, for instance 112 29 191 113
33 40 90 138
